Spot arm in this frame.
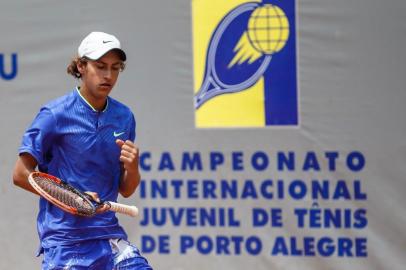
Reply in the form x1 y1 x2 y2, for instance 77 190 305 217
116 139 141 198
15 107 56 195
12 153 39 195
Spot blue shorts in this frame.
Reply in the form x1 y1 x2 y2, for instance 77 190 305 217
39 239 152 270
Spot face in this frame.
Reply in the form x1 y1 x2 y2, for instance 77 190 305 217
78 50 123 102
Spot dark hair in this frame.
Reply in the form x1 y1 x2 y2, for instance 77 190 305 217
67 55 126 79
67 56 88 79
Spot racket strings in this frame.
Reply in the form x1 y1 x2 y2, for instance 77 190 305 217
35 176 95 216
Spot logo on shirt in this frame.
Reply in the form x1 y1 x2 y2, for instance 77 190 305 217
113 131 125 137
192 0 298 127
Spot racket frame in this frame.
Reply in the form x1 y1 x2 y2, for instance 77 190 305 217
28 172 96 216
28 172 138 217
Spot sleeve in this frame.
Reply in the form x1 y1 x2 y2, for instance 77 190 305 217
129 113 136 142
18 107 57 165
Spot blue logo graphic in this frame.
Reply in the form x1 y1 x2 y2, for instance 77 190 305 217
194 0 298 126
1 53 18 80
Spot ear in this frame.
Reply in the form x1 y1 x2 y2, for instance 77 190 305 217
76 60 87 75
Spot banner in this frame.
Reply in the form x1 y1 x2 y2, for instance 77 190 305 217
1 1 405 269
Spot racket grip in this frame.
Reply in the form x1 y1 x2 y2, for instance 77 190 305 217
108 202 139 217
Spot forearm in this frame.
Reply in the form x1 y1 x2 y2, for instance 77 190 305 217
119 169 140 198
12 154 39 195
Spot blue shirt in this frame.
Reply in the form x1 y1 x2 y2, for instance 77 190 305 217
19 88 136 248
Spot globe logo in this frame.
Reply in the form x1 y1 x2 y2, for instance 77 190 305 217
193 0 298 126
247 4 290 55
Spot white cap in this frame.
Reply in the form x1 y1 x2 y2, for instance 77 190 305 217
78 32 126 61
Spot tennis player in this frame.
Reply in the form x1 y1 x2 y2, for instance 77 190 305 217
13 32 152 269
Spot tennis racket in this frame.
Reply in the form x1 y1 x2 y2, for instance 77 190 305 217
194 2 272 109
28 171 139 217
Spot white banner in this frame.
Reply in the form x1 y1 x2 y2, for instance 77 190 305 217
1 1 405 269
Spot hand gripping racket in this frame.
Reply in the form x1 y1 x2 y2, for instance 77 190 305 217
28 172 139 217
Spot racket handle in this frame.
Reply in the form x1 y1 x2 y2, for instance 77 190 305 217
108 201 139 217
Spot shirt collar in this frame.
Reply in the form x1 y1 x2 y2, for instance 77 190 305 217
76 87 109 112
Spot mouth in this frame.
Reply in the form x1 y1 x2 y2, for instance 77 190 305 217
99 83 112 89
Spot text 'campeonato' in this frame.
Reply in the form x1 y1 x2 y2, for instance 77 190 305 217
139 151 365 172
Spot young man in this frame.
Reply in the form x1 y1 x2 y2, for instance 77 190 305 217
13 32 152 269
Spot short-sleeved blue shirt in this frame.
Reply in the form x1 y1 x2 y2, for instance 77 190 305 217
19 88 136 249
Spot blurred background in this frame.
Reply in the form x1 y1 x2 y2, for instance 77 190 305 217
1 0 405 269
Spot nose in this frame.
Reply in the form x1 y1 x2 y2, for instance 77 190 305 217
103 68 112 79
103 68 113 81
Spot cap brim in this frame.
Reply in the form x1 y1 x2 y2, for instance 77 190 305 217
85 48 127 61
111 48 127 61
